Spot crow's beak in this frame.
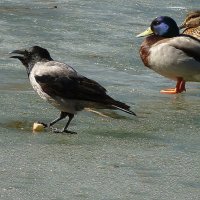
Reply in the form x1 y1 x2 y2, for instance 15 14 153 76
9 49 27 59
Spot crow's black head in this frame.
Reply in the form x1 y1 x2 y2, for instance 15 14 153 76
10 46 53 68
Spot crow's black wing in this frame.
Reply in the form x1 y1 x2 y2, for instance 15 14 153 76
34 61 133 113
35 73 110 103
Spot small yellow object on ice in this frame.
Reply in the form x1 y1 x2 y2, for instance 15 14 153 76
32 122 45 132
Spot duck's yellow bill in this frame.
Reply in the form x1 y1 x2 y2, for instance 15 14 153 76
136 27 153 37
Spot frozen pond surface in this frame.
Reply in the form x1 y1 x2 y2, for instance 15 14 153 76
0 0 199 199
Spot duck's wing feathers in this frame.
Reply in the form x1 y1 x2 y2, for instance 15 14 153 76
167 35 200 61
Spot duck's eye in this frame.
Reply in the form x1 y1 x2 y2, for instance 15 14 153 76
154 21 161 25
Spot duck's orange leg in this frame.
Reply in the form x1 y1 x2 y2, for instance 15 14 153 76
160 78 186 94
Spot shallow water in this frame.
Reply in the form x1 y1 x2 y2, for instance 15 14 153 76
0 0 200 200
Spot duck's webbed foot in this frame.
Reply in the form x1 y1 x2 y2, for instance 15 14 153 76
160 78 186 94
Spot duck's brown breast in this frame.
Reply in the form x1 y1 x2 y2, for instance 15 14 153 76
139 35 165 68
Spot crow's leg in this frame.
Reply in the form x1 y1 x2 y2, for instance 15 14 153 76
49 112 68 127
39 112 68 128
52 113 76 134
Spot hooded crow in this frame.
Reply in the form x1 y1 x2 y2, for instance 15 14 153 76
10 46 136 133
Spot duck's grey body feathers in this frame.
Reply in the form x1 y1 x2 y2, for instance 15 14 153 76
146 36 200 81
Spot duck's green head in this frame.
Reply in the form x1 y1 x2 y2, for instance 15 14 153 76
137 16 179 38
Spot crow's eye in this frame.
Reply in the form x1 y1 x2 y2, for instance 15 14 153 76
25 50 31 55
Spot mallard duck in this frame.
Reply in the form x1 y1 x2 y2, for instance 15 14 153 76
136 16 200 94
179 10 200 39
